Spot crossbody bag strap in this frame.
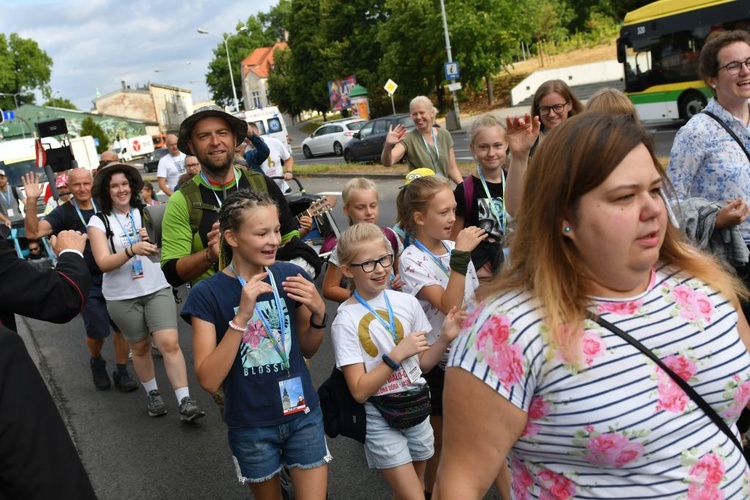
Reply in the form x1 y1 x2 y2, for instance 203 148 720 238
590 313 748 462
702 110 750 163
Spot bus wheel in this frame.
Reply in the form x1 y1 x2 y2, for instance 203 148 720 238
679 91 707 121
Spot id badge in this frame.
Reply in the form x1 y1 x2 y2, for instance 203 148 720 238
279 376 309 416
401 355 422 384
131 258 144 279
6 209 13 218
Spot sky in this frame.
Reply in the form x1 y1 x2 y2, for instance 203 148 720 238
0 0 277 111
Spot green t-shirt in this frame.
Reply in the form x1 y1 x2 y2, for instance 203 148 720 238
402 127 454 178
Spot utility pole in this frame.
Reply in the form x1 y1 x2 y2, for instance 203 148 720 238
440 0 461 130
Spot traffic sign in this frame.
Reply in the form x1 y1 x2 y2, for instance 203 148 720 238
447 82 462 92
384 79 398 95
1 110 13 121
445 62 460 80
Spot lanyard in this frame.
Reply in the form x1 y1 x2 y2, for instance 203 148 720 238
200 169 240 208
476 165 507 234
0 187 11 207
230 263 289 370
353 291 398 343
72 198 98 227
413 238 451 277
420 128 440 169
112 208 137 247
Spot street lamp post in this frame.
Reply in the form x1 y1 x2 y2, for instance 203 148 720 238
0 90 31 110
197 26 247 113
439 0 461 130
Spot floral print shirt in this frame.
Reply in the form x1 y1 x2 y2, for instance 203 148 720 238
450 266 750 498
668 98 750 243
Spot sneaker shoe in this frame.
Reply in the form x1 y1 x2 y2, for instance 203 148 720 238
179 397 206 423
90 357 111 390
113 369 138 392
147 390 167 417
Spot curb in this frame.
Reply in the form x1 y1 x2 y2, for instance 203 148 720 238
299 171 406 179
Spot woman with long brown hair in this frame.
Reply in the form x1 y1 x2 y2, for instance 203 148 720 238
436 112 750 498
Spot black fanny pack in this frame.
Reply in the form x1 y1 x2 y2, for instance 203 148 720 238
369 385 431 429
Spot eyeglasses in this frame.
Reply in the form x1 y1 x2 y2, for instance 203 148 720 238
718 57 750 76
185 162 200 168
166 143 178 147
350 254 394 273
538 101 570 116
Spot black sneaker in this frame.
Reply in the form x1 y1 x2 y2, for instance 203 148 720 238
179 397 206 423
113 369 138 392
90 357 111 390
147 390 167 417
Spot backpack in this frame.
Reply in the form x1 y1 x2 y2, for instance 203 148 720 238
462 174 475 223
94 207 145 254
317 365 366 443
180 169 267 236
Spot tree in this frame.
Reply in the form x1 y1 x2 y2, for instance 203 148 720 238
80 117 109 154
0 33 51 110
267 48 304 117
43 97 77 110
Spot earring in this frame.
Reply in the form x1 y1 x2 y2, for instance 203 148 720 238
564 226 572 233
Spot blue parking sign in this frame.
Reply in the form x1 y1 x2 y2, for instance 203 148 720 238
444 62 460 80
2 110 14 121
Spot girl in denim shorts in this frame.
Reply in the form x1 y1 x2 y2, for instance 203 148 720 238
330 223 466 497
182 190 330 499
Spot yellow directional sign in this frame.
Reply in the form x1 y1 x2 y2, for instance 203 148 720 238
384 79 398 95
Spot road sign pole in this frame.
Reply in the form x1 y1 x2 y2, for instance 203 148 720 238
440 0 461 130
390 93 396 115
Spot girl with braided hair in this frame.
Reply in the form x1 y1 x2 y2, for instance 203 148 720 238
181 189 330 499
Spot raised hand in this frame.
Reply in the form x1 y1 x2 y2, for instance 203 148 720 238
455 226 488 252
506 114 541 155
22 172 44 200
441 306 468 343
282 273 326 319
384 124 407 148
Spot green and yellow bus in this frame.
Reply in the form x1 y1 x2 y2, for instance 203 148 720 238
616 0 750 121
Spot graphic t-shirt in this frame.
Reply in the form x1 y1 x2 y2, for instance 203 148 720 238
260 136 292 193
454 174 506 271
156 152 186 191
332 290 430 396
181 262 319 427
450 265 750 498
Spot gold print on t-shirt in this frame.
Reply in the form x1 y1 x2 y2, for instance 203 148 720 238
357 312 405 357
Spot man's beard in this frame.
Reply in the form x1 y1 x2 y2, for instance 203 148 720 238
198 149 233 178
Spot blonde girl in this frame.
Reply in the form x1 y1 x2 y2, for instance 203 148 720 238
451 115 510 280
181 189 330 500
331 222 465 499
395 175 486 496
322 178 402 303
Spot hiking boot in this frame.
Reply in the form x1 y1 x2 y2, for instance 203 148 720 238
179 397 206 423
90 357 111 390
147 390 167 417
113 369 138 392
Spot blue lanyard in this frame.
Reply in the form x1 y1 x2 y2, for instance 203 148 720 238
112 208 137 247
413 238 451 277
0 187 11 207
353 290 398 343
230 263 289 370
476 165 507 234
72 199 98 227
420 128 440 169
200 169 240 208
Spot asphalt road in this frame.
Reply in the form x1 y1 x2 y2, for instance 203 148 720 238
292 120 680 168
18 177 500 500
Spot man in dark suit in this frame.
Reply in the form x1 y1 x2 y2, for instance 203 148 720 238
0 229 97 499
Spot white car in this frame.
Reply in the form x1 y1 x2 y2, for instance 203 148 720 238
301 118 365 158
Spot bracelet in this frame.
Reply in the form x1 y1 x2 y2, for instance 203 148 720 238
309 312 328 329
381 354 399 370
449 249 471 275
125 246 133 258
228 320 246 332
285 170 292 174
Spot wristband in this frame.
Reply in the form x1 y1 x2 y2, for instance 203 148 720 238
285 170 292 174
309 312 328 329
228 320 246 332
381 354 399 370
125 246 133 258
449 249 471 275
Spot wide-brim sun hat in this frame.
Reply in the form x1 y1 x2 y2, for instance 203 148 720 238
92 163 144 200
177 105 248 155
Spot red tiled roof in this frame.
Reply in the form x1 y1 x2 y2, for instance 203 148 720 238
241 42 288 79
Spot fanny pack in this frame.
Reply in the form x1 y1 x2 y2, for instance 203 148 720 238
369 385 431 429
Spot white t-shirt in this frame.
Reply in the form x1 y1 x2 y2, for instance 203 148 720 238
260 137 291 193
156 152 186 191
399 240 479 345
332 290 430 396
87 209 170 300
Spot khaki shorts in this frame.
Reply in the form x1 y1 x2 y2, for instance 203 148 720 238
106 287 177 343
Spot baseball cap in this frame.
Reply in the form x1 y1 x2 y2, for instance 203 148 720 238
0 169 6 177
177 105 248 155
403 168 436 186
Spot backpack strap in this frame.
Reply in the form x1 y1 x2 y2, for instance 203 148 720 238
381 226 399 256
94 212 116 254
462 174 474 222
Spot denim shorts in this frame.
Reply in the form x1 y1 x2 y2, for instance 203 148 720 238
363 401 434 469
227 406 331 484
81 281 118 339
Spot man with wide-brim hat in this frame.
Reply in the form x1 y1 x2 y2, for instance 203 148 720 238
160 106 321 287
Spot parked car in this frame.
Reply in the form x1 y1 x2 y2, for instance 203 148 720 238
143 148 169 173
301 118 365 158
343 114 415 163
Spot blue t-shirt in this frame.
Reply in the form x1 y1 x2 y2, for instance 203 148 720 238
181 262 319 427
